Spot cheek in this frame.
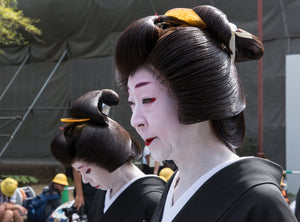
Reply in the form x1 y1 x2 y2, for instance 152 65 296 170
151 112 181 150
162 103 180 131
147 109 177 134
98 172 109 183
89 169 109 185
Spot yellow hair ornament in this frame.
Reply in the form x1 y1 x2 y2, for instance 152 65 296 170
165 8 207 28
60 118 90 123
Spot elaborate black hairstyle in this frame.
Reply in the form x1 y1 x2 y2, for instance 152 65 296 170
115 5 264 149
50 89 142 172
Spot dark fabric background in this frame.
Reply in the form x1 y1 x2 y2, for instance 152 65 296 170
1 0 300 167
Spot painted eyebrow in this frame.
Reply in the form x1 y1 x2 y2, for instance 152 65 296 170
77 165 84 169
135 82 150 88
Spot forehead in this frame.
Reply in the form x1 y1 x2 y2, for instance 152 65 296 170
128 69 157 90
72 161 87 169
72 161 101 170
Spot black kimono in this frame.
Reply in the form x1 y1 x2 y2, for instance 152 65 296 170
88 176 165 222
151 157 297 222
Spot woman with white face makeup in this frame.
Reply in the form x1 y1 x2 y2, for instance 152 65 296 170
50 89 165 222
115 5 297 222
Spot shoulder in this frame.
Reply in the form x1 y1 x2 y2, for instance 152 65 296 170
133 176 165 192
41 189 60 201
219 158 296 221
221 183 296 221
240 183 287 206
126 177 165 221
128 176 165 204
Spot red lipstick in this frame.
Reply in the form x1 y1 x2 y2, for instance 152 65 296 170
145 137 155 146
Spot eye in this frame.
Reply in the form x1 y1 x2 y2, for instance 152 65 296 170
86 168 91 174
142 98 156 104
128 101 135 106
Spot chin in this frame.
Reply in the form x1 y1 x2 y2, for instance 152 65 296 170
149 144 170 162
151 151 169 162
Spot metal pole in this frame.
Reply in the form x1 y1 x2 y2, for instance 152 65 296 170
0 116 21 120
0 53 30 102
0 116 22 130
0 48 69 157
257 0 264 158
285 170 300 174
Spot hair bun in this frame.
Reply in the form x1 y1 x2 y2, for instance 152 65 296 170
192 5 264 63
99 89 120 107
70 89 120 125
235 28 264 62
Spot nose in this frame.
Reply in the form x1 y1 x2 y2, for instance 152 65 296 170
130 105 146 129
81 174 91 184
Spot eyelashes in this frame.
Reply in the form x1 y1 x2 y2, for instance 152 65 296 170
128 98 156 106
143 98 156 104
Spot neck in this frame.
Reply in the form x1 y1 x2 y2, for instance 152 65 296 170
175 146 238 187
171 121 239 202
110 163 144 197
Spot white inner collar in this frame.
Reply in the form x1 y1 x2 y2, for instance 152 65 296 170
161 158 240 222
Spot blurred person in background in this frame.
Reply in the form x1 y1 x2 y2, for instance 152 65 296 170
43 173 69 219
0 177 27 222
142 146 163 175
159 168 174 183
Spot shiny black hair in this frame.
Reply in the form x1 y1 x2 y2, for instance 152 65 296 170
115 5 264 149
50 89 142 172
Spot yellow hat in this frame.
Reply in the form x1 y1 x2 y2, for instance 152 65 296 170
159 167 174 183
1 177 18 197
52 173 69 186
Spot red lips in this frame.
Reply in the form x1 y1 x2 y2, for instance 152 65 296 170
145 137 155 146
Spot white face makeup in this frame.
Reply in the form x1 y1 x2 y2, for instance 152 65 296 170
72 161 112 190
127 69 183 161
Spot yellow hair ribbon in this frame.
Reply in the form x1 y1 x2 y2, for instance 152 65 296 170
60 118 90 123
164 8 207 28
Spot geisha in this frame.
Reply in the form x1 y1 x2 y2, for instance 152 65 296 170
50 89 165 222
115 5 297 222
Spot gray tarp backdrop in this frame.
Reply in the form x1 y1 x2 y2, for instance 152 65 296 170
0 0 300 167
